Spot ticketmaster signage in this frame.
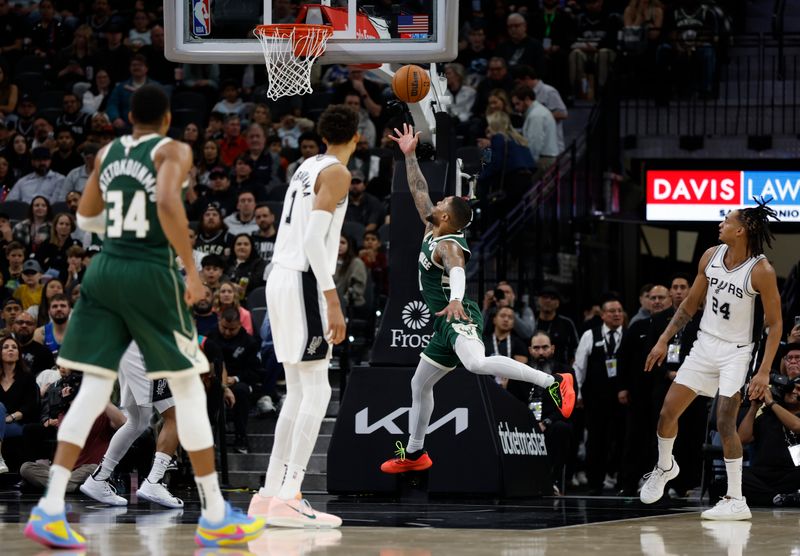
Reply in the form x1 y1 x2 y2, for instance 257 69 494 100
646 170 800 221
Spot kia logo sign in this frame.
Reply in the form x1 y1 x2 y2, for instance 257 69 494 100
355 407 469 435
401 300 430 330
646 170 800 222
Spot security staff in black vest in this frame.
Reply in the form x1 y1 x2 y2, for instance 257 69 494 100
647 273 705 496
616 285 670 496
573 297 625 494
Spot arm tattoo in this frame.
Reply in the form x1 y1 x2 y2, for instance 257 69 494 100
439 242 465 274
663 307 692 340
405 155 434 225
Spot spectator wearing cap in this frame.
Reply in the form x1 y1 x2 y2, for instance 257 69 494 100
471 57 516 119
286 132 321 182
513 65 568 153
218 114 248 167
12 195 53 252
95 22 132 84
5 148 65 204
106 54 160 132
196 205 230 257
535 285 580 364
190 167 237 220
346 169 385 233
223 190 259 237
6 94 37 143
56 142 98 201
56 92 91 143
13 260 44 310
11 311 55 374
50 127 83 177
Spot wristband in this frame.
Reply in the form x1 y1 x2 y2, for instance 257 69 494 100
765 401 776 409
448 267 465 302
77 210 107 235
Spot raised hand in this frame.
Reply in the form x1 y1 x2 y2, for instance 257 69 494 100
388 123 421 156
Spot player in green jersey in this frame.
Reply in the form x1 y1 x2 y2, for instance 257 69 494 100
380 124 576 474
24 86 265 550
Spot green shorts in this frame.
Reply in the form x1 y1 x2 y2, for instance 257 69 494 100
57 253 208 379
420 299 484 371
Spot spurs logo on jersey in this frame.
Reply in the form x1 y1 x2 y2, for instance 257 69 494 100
272 154 348 274
701 244 765 345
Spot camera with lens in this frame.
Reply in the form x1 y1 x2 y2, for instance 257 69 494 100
769 373 800 400
46 372 83 419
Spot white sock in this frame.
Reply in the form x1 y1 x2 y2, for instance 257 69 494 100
259 457 287 498
406 437 425 453
195 472 225 523
39 465 71 515
92 457 119 482
725 457 743 499
147 452 172 484
657 435 675 470
278 463 306 500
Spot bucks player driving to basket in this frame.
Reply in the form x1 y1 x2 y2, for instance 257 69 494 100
640 200 782 521
24 86 265 550
380 124 576 474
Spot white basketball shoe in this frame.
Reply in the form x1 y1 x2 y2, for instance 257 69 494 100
80 476 127 506
639 456 680 504
136 479 184 508
701 496 752 521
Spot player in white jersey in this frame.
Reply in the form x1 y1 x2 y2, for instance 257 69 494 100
247 105 360 528
80 342 183 509
640 200 782 520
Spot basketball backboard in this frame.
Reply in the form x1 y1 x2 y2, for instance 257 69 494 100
164 0 457 65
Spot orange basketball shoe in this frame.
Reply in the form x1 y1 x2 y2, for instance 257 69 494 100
548 373 576 419
380 441 433 474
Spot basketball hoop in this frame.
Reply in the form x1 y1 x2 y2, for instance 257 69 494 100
253 24 333 100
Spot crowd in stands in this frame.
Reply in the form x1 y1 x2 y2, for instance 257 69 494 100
0 0 778 501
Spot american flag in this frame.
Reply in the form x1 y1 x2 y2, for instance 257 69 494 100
397 15 429 34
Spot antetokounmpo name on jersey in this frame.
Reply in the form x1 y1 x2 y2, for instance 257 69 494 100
99 159 157 199
709 276 745 299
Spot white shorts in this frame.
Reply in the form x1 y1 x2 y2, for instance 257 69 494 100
266 265 332 364
674 330 754 398
119 342 175 414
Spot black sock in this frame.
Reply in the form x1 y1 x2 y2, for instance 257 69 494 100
405 449 425 459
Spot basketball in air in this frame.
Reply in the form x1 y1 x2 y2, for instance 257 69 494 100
392 64 431 103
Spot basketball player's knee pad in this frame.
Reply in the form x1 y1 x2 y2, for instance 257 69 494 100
293 360 332 419
57 373 115 448
454 337 491 375
166 373 214 452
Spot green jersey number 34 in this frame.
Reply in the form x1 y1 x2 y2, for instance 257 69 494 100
106 190 151 238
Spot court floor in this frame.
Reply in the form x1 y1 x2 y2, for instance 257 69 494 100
0 490 798 555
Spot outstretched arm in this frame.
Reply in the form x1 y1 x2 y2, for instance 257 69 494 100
433 240 471 323
389 123 433 231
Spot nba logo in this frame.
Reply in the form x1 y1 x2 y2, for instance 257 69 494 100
192 0 211 36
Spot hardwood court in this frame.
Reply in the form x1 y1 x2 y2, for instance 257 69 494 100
0 492 798 555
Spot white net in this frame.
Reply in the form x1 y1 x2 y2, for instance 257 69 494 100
254 25 332 100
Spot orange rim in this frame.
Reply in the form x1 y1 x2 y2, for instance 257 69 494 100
254 24 333 57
